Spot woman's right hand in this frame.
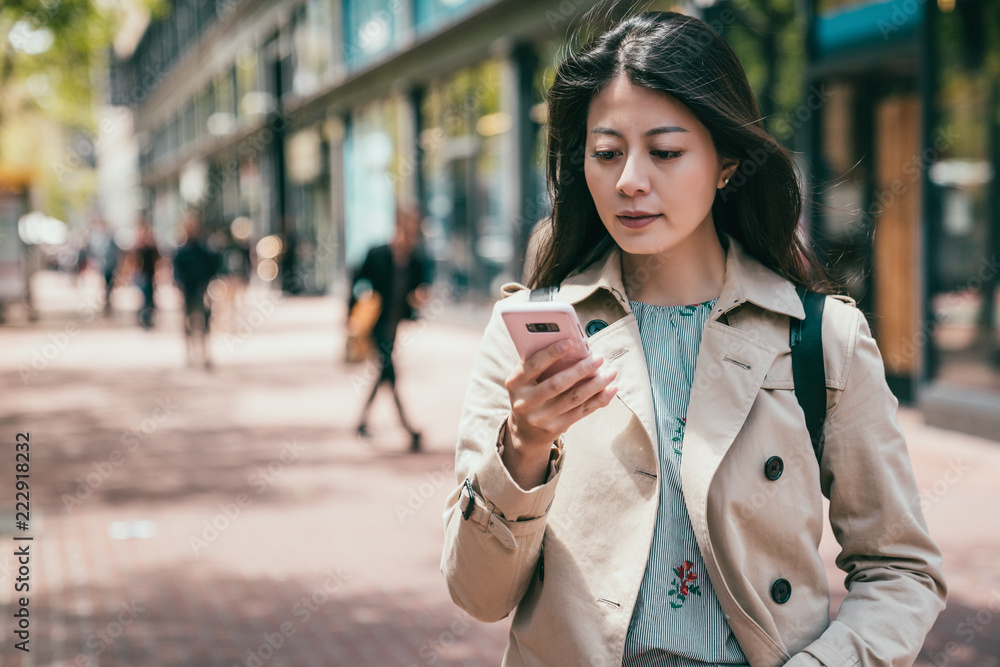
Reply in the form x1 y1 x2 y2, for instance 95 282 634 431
501 338 618 489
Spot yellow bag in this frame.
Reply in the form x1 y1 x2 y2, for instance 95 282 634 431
345 292 381 363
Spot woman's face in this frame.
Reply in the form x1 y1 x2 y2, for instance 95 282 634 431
584 75 737 258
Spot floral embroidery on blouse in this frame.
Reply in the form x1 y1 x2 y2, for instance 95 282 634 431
671 417 686 455
668 560 702 609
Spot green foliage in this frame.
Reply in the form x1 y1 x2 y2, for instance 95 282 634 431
934 2 1000 159
1 0 115 127
719 0 807 147
0 0 161 220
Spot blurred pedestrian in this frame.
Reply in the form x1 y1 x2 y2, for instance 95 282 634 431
72 231 89 286
87 217 120 315
173 211 220 369
350 204 433 452
442 11 945 667
134 217 161 329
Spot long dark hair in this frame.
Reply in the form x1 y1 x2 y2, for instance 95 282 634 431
530 10 831 292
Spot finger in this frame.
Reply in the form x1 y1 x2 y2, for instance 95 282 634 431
540 353 604 396
563 383 618 424
510 352 598 409
521 338 586 384
532 369 618 433
551 366 617 415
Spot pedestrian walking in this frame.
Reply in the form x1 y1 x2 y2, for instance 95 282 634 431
442 11 946 667
87 217 120 315
173 211 220 369
134 217 161 329
350 205 433 452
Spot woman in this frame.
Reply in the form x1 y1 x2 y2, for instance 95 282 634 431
441 10 945 667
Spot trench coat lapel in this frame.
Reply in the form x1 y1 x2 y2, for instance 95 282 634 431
553 248 659 452
588 316 658 453
681 322 777 541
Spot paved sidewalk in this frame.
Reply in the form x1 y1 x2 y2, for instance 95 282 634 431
0 272 997 666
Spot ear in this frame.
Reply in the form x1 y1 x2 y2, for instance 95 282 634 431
718 158 740 189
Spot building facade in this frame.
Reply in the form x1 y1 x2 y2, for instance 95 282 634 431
111 0 658 298
803 0 1000 438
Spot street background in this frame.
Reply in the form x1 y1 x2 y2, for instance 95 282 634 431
0 274 998 666
3 1 1000 662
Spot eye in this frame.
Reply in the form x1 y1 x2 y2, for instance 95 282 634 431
589 150 619 161
651 150 682 160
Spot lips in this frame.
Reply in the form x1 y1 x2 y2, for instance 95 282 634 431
616 211 661 229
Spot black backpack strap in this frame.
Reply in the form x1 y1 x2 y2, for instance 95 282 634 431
790 287 827 458
529 285 558 301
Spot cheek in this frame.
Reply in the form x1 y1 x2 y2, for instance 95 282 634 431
660 159 717 198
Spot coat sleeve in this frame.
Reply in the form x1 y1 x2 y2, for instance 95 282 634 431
787 305 947 667
440 296 564 623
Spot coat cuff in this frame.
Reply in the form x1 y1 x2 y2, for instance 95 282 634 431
796 633 859 667
472 420 563 522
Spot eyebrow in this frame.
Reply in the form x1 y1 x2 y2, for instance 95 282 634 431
591 126 689 137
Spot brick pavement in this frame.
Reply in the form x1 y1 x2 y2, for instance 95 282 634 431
0 271 997 666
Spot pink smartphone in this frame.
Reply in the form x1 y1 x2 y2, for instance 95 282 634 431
500 301 590 381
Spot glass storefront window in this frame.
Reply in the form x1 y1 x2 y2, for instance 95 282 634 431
292 0 335 96
239 156 263 237
167 114 180 158
194 85 213 143
237 46 271 120
209 70 237 136
344 97 404 267
343 0 402 67
413 0 483 34
286 122 335 294
928 4 1000 389
420 58 514 295
181 101 195 150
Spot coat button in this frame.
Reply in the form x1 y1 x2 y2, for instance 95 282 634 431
585 319 608 336
764 456 784 481
771 578 792 604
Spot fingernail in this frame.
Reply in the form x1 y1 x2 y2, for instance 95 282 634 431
557 340 571 352
590 356 603 368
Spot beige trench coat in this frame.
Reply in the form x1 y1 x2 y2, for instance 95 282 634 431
441 234 946 666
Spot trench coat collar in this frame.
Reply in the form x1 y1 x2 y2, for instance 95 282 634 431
552 233 806 321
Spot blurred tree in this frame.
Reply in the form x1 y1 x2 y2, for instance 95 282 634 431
707 0 807 148
0 0 160 220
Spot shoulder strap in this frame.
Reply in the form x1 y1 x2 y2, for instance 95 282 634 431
529 285 558 302
790 287 827 458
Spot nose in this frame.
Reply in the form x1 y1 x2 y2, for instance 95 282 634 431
616 153 649 197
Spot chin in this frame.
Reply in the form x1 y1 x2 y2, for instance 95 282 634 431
612 230 685 257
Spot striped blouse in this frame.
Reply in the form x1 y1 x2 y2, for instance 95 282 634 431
622 298 749 667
